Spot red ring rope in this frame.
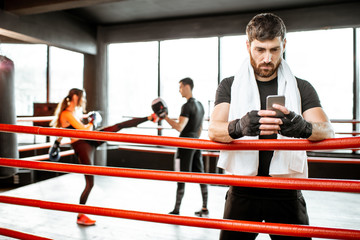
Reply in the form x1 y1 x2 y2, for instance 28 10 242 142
0 158 359 193
117 145 360 164
0 227 51 240
307 156 360 164
17 142 360 164
0 196 359 239
1 124 360 151
1 123 360 238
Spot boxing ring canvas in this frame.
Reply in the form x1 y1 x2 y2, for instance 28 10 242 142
0 173 359 240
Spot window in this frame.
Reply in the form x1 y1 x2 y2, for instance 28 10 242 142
108 41 159 137
160 37 219 138
1 44 48 143
0 44 47 116
108 38 218 139
49 46 84 103
0 44 84 143
220 35 248 80
286 28 354 138
105 28 359 151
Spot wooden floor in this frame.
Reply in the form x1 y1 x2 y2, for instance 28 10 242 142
0 173 359 240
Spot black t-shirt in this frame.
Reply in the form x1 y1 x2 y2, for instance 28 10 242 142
180 97 205 138
214 76 321 176
215 76 321 112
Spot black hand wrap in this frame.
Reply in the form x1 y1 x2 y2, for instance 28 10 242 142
228 110 261 139
280 111 312 139
49 140 61 162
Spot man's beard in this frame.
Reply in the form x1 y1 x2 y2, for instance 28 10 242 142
250 54 281 78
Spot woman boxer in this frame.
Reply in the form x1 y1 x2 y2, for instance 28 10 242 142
50 88 156 226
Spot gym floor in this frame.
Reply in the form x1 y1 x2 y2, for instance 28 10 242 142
0 173 359 240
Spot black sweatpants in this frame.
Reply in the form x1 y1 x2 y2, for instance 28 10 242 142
220 186 311 240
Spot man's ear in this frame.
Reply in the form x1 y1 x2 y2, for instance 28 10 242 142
246 40 251 53
186 84 192 92
282 38 287 53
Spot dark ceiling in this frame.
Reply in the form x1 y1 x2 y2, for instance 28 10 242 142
0 0 359 48
2 0 358 26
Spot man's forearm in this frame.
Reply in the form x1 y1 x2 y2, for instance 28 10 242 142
208 121 233 143
308 122 334 141
165 116 181 132
209 120 335 142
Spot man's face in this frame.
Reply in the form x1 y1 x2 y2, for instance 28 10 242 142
247 37 286 81
179 82 187 98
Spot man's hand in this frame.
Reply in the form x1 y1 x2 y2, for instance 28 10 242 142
257 105 283 135
228 110 261 139
269 104 312 139
280 111 312 138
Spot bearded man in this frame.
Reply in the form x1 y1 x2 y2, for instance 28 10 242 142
208 13 334 240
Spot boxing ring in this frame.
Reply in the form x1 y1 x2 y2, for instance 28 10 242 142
0 123 360 239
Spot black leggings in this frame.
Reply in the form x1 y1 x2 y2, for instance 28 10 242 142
71 140 95 205
173 182 208 212
172 148 208 212
86 117 149 147
71 117 149 205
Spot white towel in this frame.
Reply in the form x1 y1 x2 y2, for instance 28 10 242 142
217 57 308 178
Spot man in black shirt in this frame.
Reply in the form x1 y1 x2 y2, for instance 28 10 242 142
164 77 209 217
208 13 334 240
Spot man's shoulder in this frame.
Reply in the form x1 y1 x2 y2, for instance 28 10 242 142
294 76 321 111
295 77 317 93
185 97 195 105
182 98 195 109
221 76 235 86
215 76 234 105
186 97 204 108
217 76 235 93
295 77 311 87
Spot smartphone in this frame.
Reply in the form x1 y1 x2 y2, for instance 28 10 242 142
266 95 285 117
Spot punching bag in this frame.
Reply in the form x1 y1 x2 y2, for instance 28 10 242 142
0 56 18 178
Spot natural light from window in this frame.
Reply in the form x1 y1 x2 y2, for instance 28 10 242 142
286 28 354 136
108 41 159 137
160 37 218 138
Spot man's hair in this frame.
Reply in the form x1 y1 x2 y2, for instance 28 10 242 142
179 77 194 90
246 13 286 43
